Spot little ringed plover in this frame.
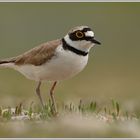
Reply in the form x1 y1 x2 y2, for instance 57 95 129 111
0 25 101 113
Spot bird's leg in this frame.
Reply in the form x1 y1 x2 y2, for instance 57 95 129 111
50 81 58 114
36 81 44 107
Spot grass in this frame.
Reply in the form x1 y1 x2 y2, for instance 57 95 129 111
0 99 140 137
0 99 138 121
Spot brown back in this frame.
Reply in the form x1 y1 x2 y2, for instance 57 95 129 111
12 39 61 66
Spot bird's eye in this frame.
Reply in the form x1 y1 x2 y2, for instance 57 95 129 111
75 31 84 38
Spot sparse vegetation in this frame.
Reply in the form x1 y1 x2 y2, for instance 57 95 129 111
0 99 139 137
0 99 138 122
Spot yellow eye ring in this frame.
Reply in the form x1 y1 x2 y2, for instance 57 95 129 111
76 31 84 38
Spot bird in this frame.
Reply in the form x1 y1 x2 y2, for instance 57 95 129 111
0 25 101 113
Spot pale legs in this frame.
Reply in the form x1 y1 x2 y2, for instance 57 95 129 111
35 81 58 113
50 81 58 114
36 81 44 107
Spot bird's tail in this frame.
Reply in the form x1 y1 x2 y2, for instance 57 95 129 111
0 59 15 68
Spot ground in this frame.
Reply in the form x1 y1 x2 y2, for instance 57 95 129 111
0 99 140 138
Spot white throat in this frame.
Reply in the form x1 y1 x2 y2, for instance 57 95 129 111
64 35 93 52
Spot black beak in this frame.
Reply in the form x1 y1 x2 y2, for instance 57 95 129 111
91 38 101 45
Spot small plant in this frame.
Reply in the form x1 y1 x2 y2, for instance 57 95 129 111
28 102 34 119
39 99 55 120
111 99 120 120
78 100 84 112
89 101 97 112
15 103 23 115
2 107 12 120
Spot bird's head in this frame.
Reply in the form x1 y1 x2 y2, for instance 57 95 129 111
63 26 101 53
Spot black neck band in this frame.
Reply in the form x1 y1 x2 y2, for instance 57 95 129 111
62 38 88 56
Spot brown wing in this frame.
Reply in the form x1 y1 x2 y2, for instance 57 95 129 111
12 39 61 66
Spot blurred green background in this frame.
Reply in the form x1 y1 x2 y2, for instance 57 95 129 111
0 2 140 112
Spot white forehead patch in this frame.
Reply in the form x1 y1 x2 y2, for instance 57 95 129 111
85 31 94 37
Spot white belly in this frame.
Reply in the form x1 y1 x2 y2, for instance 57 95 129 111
14 48 88 81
